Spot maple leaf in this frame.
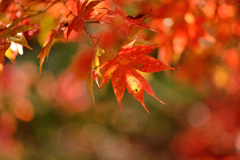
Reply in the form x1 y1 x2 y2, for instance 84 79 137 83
0 33 10 65
0 0 13 13
37 21 66 73
0 19 38 66
104 7 153 30
99 40 176 113
67 0 103 39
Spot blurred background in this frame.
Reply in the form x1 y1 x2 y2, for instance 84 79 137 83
1 0 240 159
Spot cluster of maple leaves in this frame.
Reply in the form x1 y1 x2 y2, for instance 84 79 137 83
0 0 176 113
1 0 240 159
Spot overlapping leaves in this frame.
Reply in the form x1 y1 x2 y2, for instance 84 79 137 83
38 0 103 72
0 19 37 66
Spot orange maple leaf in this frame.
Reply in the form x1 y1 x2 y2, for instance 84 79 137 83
67 0 103 39
37 21 65 73
99 40 176 113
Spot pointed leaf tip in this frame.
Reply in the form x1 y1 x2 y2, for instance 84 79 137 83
99 41 173 113
142 103 150 114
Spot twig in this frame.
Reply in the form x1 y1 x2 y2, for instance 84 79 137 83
21 0 62 20
101 21 127 37
84 26 96 47
85 13 107 24
91 37 115 58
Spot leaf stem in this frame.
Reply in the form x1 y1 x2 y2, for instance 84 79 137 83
101 21 127 37
63 1 76 17
91 37 115 58
83 26 96 47
84 26 115 58
85 13 107 24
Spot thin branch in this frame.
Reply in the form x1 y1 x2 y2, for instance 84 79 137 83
21 0 62 20
85 13 107 24
84 26 96 47
84 25 115 58
43 0 52 9
63 1 76 17
91 37 115 58
101 21 127 37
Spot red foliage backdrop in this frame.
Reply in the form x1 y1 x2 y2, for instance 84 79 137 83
1 0 240 159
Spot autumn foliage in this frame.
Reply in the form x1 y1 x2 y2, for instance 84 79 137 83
1 0 240 159
0 0 176 112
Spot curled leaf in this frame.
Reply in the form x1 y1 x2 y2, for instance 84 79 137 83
37 21 66 72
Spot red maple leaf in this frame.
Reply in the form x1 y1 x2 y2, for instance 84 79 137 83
99 40 176 113
67 0 103 39
0 0 13 13
37 21 66 73
105 7 153 30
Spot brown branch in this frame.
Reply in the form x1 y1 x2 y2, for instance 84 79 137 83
21 0 62 20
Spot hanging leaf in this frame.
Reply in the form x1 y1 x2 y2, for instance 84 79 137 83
87 35 104 104
37 21 66 72
99 40 176 113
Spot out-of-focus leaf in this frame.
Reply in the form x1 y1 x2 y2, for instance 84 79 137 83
105 7 153 30
0 19 38 66
0 0 13 13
